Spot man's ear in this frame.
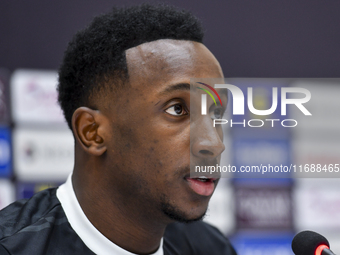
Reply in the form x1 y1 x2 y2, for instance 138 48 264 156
72 107 108 156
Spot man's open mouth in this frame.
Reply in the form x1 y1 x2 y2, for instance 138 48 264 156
190 176 217 182
184 175 218 196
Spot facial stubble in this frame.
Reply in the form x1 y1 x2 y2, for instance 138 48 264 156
160 194 207 224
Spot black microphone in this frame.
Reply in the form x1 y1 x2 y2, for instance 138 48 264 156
292 230 336 255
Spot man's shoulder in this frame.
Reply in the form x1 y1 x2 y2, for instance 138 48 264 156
0 188 94 255
0 188 61 240
164 221 237 255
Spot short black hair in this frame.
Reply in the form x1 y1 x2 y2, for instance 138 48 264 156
57 4 204 129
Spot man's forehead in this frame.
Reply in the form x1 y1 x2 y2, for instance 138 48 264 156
126 39 198 62
125 39 222 86
125 39 201 75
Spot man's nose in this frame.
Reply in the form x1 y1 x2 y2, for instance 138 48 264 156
191 117 225 159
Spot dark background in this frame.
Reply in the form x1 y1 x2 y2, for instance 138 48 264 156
1 0 339 77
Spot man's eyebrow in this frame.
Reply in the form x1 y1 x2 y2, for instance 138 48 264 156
158 83 192 96
158 82 228 100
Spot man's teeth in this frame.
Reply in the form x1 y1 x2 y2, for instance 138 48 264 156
194 177 209 182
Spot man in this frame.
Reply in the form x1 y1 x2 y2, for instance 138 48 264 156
0 4 236 255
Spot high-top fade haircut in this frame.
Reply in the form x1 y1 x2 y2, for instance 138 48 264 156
58 4 204 130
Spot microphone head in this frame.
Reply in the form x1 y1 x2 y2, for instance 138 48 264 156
292 230 330 255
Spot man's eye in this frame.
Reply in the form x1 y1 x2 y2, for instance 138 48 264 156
165 104 188 116
210 108 224 119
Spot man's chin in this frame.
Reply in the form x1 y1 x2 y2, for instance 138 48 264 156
161 201 207 224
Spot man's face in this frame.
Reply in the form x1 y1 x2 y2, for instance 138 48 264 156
101 39 225 223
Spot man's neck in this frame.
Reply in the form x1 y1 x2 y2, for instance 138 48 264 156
72 171 167 255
